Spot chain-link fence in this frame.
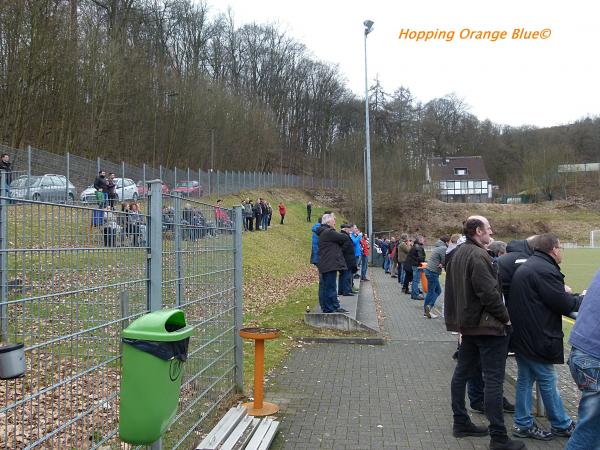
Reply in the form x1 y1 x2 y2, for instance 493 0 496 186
0 177 244 449
0 143 340 203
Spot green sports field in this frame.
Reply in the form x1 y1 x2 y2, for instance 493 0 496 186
560 248 599 341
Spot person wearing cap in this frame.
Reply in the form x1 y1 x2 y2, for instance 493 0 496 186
338 224 357 296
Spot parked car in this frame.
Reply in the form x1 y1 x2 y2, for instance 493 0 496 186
10 174 76 203
136 180 169 197
172 180 202 197
80 177 139 203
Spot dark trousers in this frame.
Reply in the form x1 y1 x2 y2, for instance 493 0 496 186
451 334 509 438
255 214 262 229
280 214 285 224
321 271 340 313
318 272 325 311
402 266 413 292
245 217 253 231
338 270 352 295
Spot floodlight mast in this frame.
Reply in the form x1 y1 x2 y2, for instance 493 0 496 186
363 19 374 261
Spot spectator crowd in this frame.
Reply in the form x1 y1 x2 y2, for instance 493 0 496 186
371 217 598 450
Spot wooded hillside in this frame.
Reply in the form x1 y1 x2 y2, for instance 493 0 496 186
1 0 599 196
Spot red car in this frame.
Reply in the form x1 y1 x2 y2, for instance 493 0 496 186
136 180 169 196
172 181 203 197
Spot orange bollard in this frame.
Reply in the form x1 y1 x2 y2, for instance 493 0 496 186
239 327 280 416
419 262 428 293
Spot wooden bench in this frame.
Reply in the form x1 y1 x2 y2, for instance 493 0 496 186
196 405 279 450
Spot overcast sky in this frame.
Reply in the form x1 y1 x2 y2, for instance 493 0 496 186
215 0 599 128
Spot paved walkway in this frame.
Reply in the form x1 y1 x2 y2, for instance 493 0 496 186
267 268 577 450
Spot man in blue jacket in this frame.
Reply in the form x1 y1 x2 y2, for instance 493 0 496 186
566 269 600 450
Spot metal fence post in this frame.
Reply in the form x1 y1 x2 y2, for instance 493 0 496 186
233 205 244 393
97 156 100 174
174 194 182 307
66 152 70 201
208 170 212 196
148 180 163 313
0 173 7 342
174 167 178 190
121 161 125 201
27 145 32 199
216 170 220 198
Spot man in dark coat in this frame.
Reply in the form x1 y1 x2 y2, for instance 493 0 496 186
0 153 12 187
253 198 263 230
316 213 348 313
508 233 582 441
497 236 537 305
338 224 358 296
405 235 426 299
445 216 524 450
93 170 108 207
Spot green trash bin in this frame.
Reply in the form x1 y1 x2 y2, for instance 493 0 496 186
119 309 194 445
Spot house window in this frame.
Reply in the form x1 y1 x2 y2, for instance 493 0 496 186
454 168 468 176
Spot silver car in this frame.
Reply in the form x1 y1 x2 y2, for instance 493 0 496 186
10 174 76 203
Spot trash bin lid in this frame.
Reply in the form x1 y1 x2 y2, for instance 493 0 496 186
122 309 194 342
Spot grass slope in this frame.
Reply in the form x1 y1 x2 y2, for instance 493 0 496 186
211 189 363 387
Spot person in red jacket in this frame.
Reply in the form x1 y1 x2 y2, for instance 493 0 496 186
278 202 286 225
360 234 370 281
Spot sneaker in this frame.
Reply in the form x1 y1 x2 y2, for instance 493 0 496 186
453 421 489 437
503 397 515 413
490 436 526 450
425 306 432 318
411 295 424 300
335 308 349 313
512 422 553 441
429 312 439 319
551 420 576 437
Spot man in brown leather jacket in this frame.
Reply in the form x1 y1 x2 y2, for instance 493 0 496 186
444 216 525 450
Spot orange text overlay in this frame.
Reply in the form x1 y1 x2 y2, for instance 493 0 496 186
398 28 551 42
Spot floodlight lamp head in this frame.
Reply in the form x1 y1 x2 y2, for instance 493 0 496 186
364 20 374 35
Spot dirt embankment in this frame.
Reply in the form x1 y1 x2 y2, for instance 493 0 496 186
313 190 600 244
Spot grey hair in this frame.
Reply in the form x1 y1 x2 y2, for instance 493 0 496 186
321 213 335 226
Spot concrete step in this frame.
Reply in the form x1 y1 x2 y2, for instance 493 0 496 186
303 280 379 333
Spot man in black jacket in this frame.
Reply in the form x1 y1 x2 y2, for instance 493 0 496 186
445 216 524 450
316 213 348 314
405 235 426 300
508 233 581 441
497 236 537 305
338 224 358 296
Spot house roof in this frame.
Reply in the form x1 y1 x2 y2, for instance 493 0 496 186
429 156 490 181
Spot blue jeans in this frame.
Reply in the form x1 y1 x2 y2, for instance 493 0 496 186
399 263 405 284
321 271 340 313
424 269 441 311
338 270 352 295
411 266 421 297
383 256 391 273
566 347 600 450
318 273 325 311
360 255 368 279
451 334 510 438
514 355 571 429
